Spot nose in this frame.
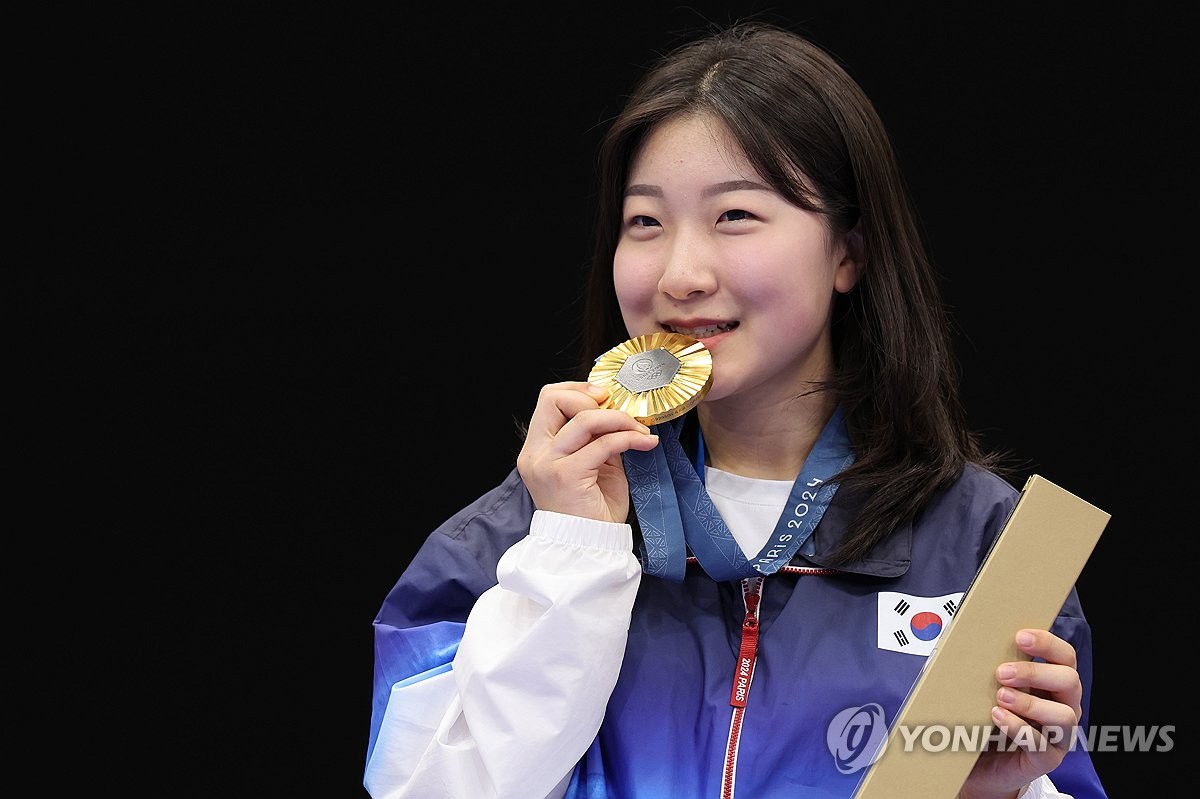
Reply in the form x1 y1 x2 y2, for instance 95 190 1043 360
657 232 718 300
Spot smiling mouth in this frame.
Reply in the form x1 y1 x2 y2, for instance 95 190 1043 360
663 322 739 338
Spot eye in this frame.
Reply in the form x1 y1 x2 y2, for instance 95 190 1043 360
629 214 661 229
718 209 755 223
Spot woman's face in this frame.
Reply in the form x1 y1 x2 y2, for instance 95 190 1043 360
613 113 859 408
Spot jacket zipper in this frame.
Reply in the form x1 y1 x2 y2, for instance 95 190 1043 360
716 564 841 799
721 576 763 799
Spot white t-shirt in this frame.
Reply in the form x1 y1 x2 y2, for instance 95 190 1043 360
703 465 793 556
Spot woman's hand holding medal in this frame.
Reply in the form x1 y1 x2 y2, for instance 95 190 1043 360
516 380 660 524
516 333 712 524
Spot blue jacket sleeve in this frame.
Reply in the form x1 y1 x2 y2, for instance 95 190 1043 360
1046 585 1108 799
365 469 535 766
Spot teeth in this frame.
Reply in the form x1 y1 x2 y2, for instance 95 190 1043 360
667 322 737 338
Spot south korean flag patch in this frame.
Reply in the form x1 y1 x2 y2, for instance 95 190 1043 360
877 591 964 656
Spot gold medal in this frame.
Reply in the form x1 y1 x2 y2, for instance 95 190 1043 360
588 332 713 425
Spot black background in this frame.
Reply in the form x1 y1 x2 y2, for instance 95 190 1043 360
21 2 1194 795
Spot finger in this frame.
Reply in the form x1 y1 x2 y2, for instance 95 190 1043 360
996 659 1081 697
995 682 1080 739
996 663 1082 726
997 631 1083 715
991 697 1078 759
1014 628 1077 669
571 425 661 467
525 382 611 438
551 407 654 458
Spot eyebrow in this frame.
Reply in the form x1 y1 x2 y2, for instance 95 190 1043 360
624 179 772 199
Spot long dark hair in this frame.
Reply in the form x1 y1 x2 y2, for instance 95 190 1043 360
578 21 1006 564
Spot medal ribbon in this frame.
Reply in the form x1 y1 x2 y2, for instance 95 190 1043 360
625 406 854 582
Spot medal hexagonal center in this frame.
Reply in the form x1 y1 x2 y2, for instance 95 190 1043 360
616 348 681 393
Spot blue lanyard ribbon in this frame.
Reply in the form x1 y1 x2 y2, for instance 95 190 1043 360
624 406 855 582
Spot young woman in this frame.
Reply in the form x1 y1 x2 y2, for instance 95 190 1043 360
364 21 1105 799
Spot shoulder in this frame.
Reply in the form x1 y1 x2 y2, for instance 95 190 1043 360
377 467 536 625
927 464 1019 525
428 466 536 545
418 466 537 570
853 465 1022 591
808 465 1019 576
913 464 1021 559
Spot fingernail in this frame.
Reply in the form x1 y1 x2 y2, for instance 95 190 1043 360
997 688 1015 705
998 664 1017 680
1016 631 1035 647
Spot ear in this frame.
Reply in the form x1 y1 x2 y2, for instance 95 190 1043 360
834 221 863 294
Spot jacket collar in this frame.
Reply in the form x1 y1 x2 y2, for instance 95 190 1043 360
792 487 913 578
676 411 913 579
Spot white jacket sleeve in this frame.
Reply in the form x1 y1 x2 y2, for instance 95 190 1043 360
364 510 642 799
